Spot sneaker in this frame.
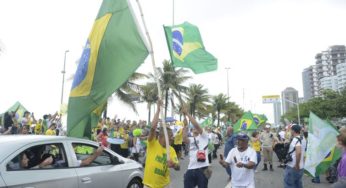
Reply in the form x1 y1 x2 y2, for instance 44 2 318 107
312 177 320 184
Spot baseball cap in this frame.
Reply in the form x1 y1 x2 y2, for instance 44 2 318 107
291 124 301 133
237 133 249 140
265 124 271 128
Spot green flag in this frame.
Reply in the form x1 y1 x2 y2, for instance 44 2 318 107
305 112 339 177
201 117 213 128
311 147 341 177
233 111 258 133
67 0 149 139
164 22 217 74
253 113 267 127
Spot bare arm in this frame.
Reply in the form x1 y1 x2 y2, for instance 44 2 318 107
181 106 203 135
295 145 302 170
80 146 104 167
182 116 190 144
148 100 162 142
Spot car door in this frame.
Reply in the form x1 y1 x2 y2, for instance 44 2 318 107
69 142 130 188
1 141 78 188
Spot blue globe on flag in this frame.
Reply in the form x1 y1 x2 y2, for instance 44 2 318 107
172 30 183 56
241 120 248 130
253 117 259 125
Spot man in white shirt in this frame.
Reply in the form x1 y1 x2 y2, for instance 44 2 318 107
219 133 257 188
183 107 210 188
284 124 304 188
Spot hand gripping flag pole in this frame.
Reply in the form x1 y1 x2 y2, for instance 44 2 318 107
135 0 170 160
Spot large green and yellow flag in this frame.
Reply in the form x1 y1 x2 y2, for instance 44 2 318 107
305 112 339 177
67 0 149 139
233 111 257 133
252 113 267 127
164 22 217 74
312 147 341 177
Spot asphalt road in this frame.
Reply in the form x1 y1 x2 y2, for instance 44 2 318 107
170 146 331 188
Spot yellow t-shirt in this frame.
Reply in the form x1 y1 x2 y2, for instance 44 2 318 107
251 139 261 152
34 123 42 135
45 129 56 136
143 139 179 188
174 128 183 145
120 133 129 149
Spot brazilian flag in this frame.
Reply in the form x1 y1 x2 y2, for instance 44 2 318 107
164 22 217 74
67 0 149 139
253 113 267 127
200 117 213 128
233 111 258 133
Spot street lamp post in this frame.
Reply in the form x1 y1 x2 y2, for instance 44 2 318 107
225 67 231 100
61 50 69 105
284 98 300 125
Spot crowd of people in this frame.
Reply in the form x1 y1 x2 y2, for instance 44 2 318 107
1 105 346 188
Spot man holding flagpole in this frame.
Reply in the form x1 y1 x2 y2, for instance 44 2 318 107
143 100 180 188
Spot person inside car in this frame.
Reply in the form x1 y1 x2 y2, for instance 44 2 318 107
8 151 53 170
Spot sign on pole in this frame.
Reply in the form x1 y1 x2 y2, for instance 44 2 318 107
262 95 280 104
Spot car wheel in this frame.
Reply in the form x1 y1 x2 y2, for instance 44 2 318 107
127 178 143 188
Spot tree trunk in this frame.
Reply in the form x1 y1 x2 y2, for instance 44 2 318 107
217 109 220 126
165 88 169 118
148 103 151 124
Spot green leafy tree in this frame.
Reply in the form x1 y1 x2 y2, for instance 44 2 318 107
186 84 210 118
140 82 159 123
211 94 229 126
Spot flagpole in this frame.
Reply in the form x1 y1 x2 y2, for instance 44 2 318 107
135 0 170 159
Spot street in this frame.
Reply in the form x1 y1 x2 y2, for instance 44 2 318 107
170 147 331 188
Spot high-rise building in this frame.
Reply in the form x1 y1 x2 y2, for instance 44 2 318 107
302 65 319 101
281 87 299 114
320 75 338 91
302 45 346 100
273 101 281 127
337 62 346 91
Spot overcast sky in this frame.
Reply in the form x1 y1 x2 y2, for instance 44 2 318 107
1 0 346 124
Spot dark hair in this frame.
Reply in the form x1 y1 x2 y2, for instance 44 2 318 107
252 131 259 138
24 111 30 117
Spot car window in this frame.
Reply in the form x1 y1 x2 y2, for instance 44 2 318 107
72 143 113 167
7 143 68 171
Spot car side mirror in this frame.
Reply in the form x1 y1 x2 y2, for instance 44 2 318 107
112 156 123 165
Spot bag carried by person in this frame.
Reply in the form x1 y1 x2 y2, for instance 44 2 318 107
193 137 208 162
283 136 302 164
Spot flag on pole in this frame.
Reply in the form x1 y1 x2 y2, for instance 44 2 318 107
200 117 213 128
233 112 257 133
305 112 339 177
67 0 149 139
310 147 342 177
253 113 267 127
163 22 217 74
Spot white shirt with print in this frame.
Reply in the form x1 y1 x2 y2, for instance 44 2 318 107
225 147 257 187
188 131 209 169
287 136 305 169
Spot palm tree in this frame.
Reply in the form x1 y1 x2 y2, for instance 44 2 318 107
153 60 191 117
140 82 158 123
211 93 229 126
98 72 148 118
186 84 210 118
111 72 148 114
224 101 244 124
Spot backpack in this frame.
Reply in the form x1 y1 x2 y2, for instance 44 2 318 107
283 136 302 164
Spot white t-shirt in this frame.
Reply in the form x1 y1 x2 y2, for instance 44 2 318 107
287 136 305 169
225 147 257 187
279 131 285 141
188 131 209 169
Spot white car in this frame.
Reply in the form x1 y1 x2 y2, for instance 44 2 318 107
0 135 143 188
